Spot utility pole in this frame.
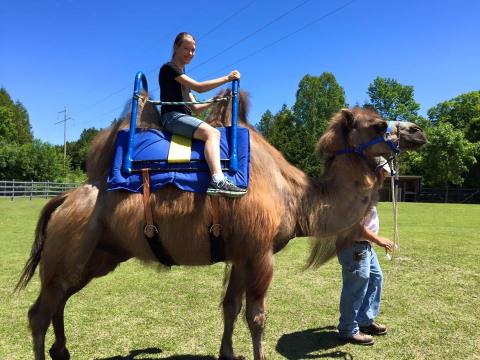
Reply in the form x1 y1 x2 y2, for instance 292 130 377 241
55 106 71 161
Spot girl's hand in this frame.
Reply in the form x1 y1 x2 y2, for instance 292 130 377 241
227 70 241 81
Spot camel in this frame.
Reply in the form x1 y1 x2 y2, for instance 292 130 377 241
16 90 426 360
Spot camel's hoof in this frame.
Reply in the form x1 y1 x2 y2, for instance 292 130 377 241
49 345 70 360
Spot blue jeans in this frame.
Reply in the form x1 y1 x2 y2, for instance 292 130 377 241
337 242 383 337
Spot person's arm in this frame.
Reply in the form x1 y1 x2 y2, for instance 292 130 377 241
188 93 213 115
362 226 393 252
175 70 240 93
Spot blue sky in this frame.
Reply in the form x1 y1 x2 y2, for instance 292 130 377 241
1 0 479 145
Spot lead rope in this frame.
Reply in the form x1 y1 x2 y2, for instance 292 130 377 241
387 157 400 260
387 121 401 261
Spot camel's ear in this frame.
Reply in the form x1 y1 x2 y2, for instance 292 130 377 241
317 109 351 155
341 109 355 129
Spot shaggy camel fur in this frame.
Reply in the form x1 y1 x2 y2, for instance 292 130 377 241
16 90 426 360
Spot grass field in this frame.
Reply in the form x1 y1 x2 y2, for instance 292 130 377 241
0 198 479 359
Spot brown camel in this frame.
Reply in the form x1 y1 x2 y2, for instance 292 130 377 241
16 90 426 360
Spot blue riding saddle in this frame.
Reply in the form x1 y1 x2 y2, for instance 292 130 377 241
107 127 250 193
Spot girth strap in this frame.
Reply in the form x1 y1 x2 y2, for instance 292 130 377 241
209 196 225 263
142 169 176 267
142 169 156 238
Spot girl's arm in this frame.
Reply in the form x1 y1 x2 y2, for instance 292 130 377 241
188 93 213 115
175 70 240 93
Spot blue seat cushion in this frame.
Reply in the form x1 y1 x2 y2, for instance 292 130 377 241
107 127 250 193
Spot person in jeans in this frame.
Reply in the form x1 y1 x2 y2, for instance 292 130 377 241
159 32 246 197
337 161 394 345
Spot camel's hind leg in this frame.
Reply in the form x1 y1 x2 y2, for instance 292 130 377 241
219 264 246 360
47 248 127 360
245 252 274 360
49 297 69 360
29 282 64 360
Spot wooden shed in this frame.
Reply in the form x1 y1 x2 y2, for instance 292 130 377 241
379 175 422 202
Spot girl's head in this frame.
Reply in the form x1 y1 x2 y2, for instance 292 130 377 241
172 32 196 65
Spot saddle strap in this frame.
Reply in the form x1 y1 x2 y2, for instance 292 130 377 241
209 196 225 263
142 169 156 237
141 168 176 267
210 196 222 237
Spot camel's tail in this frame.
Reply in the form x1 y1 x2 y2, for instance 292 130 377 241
304 236 338 269
305 226 363 269
14 191 71 292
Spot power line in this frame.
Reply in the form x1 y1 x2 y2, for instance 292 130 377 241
187 0 313 74
197 0 258 41
200 0 357 80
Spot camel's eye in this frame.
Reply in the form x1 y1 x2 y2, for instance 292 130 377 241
373 122 387 133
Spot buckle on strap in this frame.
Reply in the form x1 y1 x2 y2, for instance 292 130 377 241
144 224 158 238
209 223 222 237
209 196 222 237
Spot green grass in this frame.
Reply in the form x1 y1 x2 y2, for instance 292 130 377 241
1 198 479 359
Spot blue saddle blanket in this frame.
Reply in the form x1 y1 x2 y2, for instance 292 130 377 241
107 127 250 193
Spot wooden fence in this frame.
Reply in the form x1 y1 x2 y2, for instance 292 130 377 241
0 180 80 200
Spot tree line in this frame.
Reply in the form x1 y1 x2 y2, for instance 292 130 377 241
1 75 479 190
257 74 479 191
0 88 100 182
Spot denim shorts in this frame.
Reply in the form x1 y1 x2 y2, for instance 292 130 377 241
160 111 203 138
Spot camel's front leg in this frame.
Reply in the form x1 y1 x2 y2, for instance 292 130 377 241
245 251 274 360
219 264 246 360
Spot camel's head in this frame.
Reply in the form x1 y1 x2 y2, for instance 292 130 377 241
317 107 427 158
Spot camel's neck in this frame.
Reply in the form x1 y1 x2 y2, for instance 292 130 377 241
295 155 379 238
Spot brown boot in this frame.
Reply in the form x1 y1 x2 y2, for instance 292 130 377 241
359 322 388 335
339 332 375 346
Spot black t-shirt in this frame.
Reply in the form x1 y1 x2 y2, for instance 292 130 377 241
158 62 192 116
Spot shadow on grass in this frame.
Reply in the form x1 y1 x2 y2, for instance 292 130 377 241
276 326 353 359
96 347 216 360
161 356 216 360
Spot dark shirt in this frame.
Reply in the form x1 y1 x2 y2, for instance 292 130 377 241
158 61 192 116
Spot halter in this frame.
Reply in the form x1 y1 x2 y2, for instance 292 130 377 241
335 121 401 157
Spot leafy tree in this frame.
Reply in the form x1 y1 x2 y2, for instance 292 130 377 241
256 110 274 139
413 123 477 201
427 91 480 187
266 105 301 165
0 139 67 181
67 127 100 171
366 77 420 122
0 107 16 141
0 88 33 144
427 91 480 143
292 73 346 177
293 73 347 137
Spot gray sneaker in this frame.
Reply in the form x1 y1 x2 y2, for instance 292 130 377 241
206 178 247 197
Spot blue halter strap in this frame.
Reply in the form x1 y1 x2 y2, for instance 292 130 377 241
336 121 400 157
